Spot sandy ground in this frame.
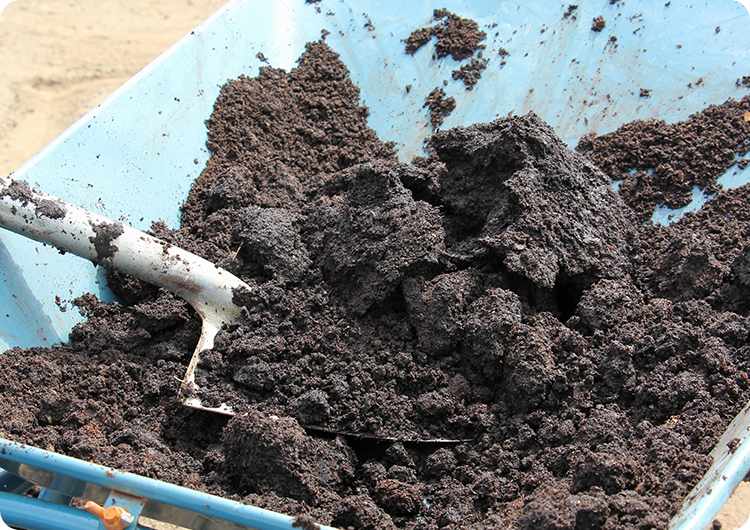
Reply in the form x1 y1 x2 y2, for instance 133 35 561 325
0 1 748 528
0 0 223 176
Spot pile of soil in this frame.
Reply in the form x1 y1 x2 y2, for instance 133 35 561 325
3 39 750 530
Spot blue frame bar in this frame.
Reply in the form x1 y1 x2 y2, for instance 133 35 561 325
0 491 102 530
0 439 336 530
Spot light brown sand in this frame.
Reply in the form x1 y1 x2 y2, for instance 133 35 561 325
0 0 222 176
0 2 748 528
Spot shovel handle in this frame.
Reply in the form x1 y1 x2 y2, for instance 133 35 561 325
0 176 249 414
0 176 249 318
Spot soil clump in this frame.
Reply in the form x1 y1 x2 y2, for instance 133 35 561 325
405 9 486 61
2 40 750 530
423 88 457 129
406 9 489 122
578 97 750 222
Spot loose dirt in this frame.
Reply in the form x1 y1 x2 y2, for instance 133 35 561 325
2 37 750 530
578 99 750 222
423 88 457 129
405 9 486 61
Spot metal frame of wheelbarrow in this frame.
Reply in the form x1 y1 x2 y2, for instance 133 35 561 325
2 1 750 529
668 399 750 530
0 438 336 530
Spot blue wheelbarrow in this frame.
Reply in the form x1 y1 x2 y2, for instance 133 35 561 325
1 1 750 528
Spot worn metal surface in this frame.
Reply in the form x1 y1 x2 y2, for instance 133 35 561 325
0 175 250 414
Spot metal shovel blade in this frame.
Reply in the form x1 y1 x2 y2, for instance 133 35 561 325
0 176 249 415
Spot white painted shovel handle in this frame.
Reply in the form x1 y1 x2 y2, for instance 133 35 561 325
0 176 249 414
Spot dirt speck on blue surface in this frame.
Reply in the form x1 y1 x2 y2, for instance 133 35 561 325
451 58 489 90
1 38 750 530
592 15 606 31
564 5 579 20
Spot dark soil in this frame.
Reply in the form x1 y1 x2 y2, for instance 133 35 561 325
2 39 750 530
563 5 579 20
407 8 488 120
423 88 457 129
578 97 750 222
405 9 486 61
451 58 488 90
498 47 510 67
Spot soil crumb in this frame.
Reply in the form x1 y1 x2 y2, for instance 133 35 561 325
451 58 489 90
2 39 750 530
564 5 579 20
406 9 488 91
293 514 321 530
423 87 457 128
498 47 510 67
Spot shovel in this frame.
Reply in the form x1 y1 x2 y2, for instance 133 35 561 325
0 175 248 415
0 176 471 443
